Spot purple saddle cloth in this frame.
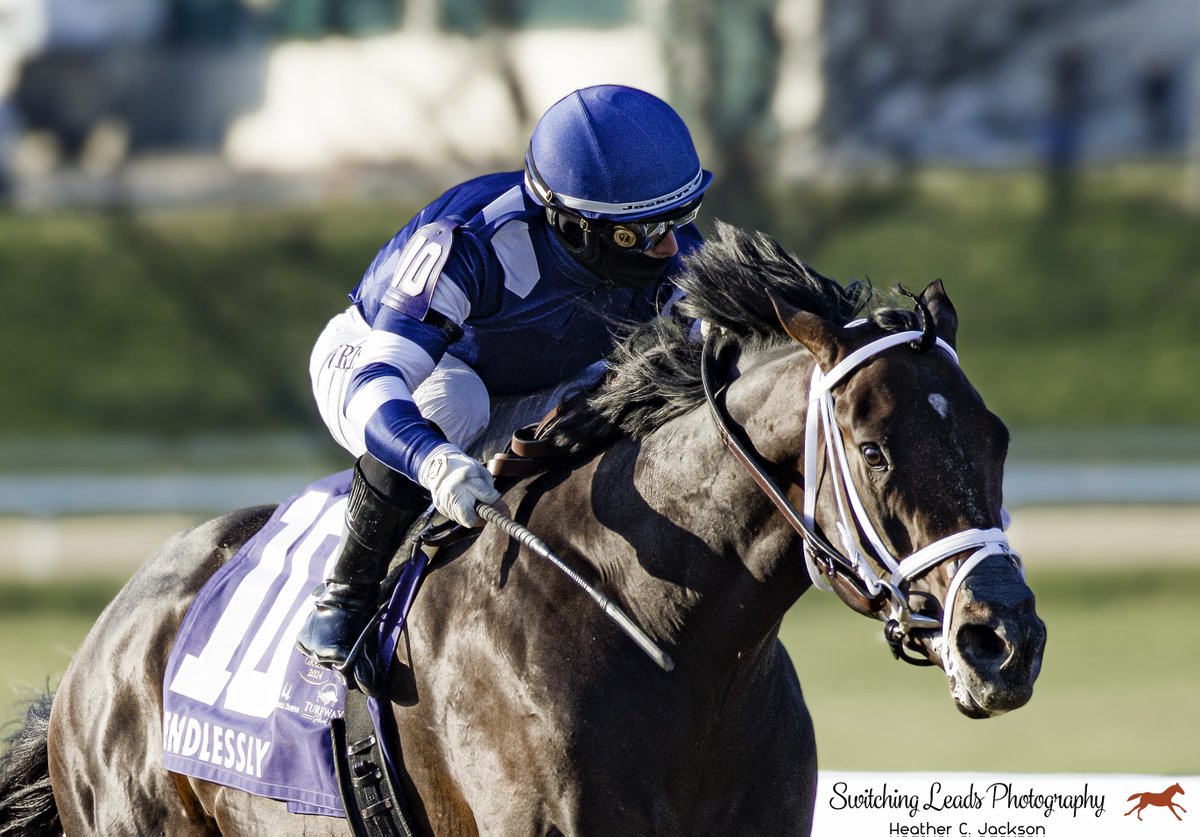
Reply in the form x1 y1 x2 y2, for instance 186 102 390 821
162 470 424 817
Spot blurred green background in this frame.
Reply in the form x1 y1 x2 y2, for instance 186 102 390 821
2 166 1197 441
1 0 1198 782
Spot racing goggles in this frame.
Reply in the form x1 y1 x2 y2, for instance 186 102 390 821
582 201 702 252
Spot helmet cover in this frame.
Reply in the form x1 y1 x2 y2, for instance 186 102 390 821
525 85 712 221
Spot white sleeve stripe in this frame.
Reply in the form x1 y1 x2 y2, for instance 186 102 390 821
493 220 540 299
481 185 525 224
429 277 471 325
356 330 438 390
345 376 414 442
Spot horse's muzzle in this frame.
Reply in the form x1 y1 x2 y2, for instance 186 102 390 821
943 557 1047 719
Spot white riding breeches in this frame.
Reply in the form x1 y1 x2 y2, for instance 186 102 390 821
310 306 604 467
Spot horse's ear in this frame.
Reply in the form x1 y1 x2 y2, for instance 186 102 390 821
769 291 843 371
920 279 958 349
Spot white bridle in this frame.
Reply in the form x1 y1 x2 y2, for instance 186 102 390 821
800 329 1022 671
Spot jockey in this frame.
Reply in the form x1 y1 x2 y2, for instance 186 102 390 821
296 84 713 672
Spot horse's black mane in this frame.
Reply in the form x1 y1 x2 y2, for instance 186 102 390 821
546 221 919 457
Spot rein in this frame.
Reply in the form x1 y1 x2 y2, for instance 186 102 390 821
700 330 1021 671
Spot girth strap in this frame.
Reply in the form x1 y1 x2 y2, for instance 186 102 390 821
332 689 419 837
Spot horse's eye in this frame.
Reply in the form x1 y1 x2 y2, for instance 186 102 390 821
860 443 888 470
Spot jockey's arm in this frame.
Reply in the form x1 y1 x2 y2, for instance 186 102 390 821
343 313 452 481
341 224 499 524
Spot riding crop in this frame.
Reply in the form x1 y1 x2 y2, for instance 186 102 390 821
475 502 675 672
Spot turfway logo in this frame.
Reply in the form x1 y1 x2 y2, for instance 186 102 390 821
1124 782 1186 822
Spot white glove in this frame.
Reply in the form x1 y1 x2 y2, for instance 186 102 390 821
417 443 501 527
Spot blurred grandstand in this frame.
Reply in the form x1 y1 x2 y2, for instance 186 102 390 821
0 0 1195 211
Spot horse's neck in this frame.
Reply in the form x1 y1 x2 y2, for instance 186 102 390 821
581 345 812 663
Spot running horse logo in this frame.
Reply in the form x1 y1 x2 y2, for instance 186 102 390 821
1125 782 1186 821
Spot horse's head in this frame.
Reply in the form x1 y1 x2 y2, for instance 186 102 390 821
775 280 1046 718
553 223 1044 717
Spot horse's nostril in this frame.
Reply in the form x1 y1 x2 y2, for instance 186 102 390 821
957 623 1009 668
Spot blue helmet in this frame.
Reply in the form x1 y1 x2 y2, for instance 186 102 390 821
524 85 712 222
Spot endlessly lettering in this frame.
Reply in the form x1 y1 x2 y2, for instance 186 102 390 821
162 711 272 779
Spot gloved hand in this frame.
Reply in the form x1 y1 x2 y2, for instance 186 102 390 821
417 443 501 527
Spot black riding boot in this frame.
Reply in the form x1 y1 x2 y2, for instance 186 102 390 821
296 455 429 670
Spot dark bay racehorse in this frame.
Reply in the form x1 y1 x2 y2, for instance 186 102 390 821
1 223 1045 836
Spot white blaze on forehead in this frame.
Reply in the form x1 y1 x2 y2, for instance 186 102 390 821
929 393 950 419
